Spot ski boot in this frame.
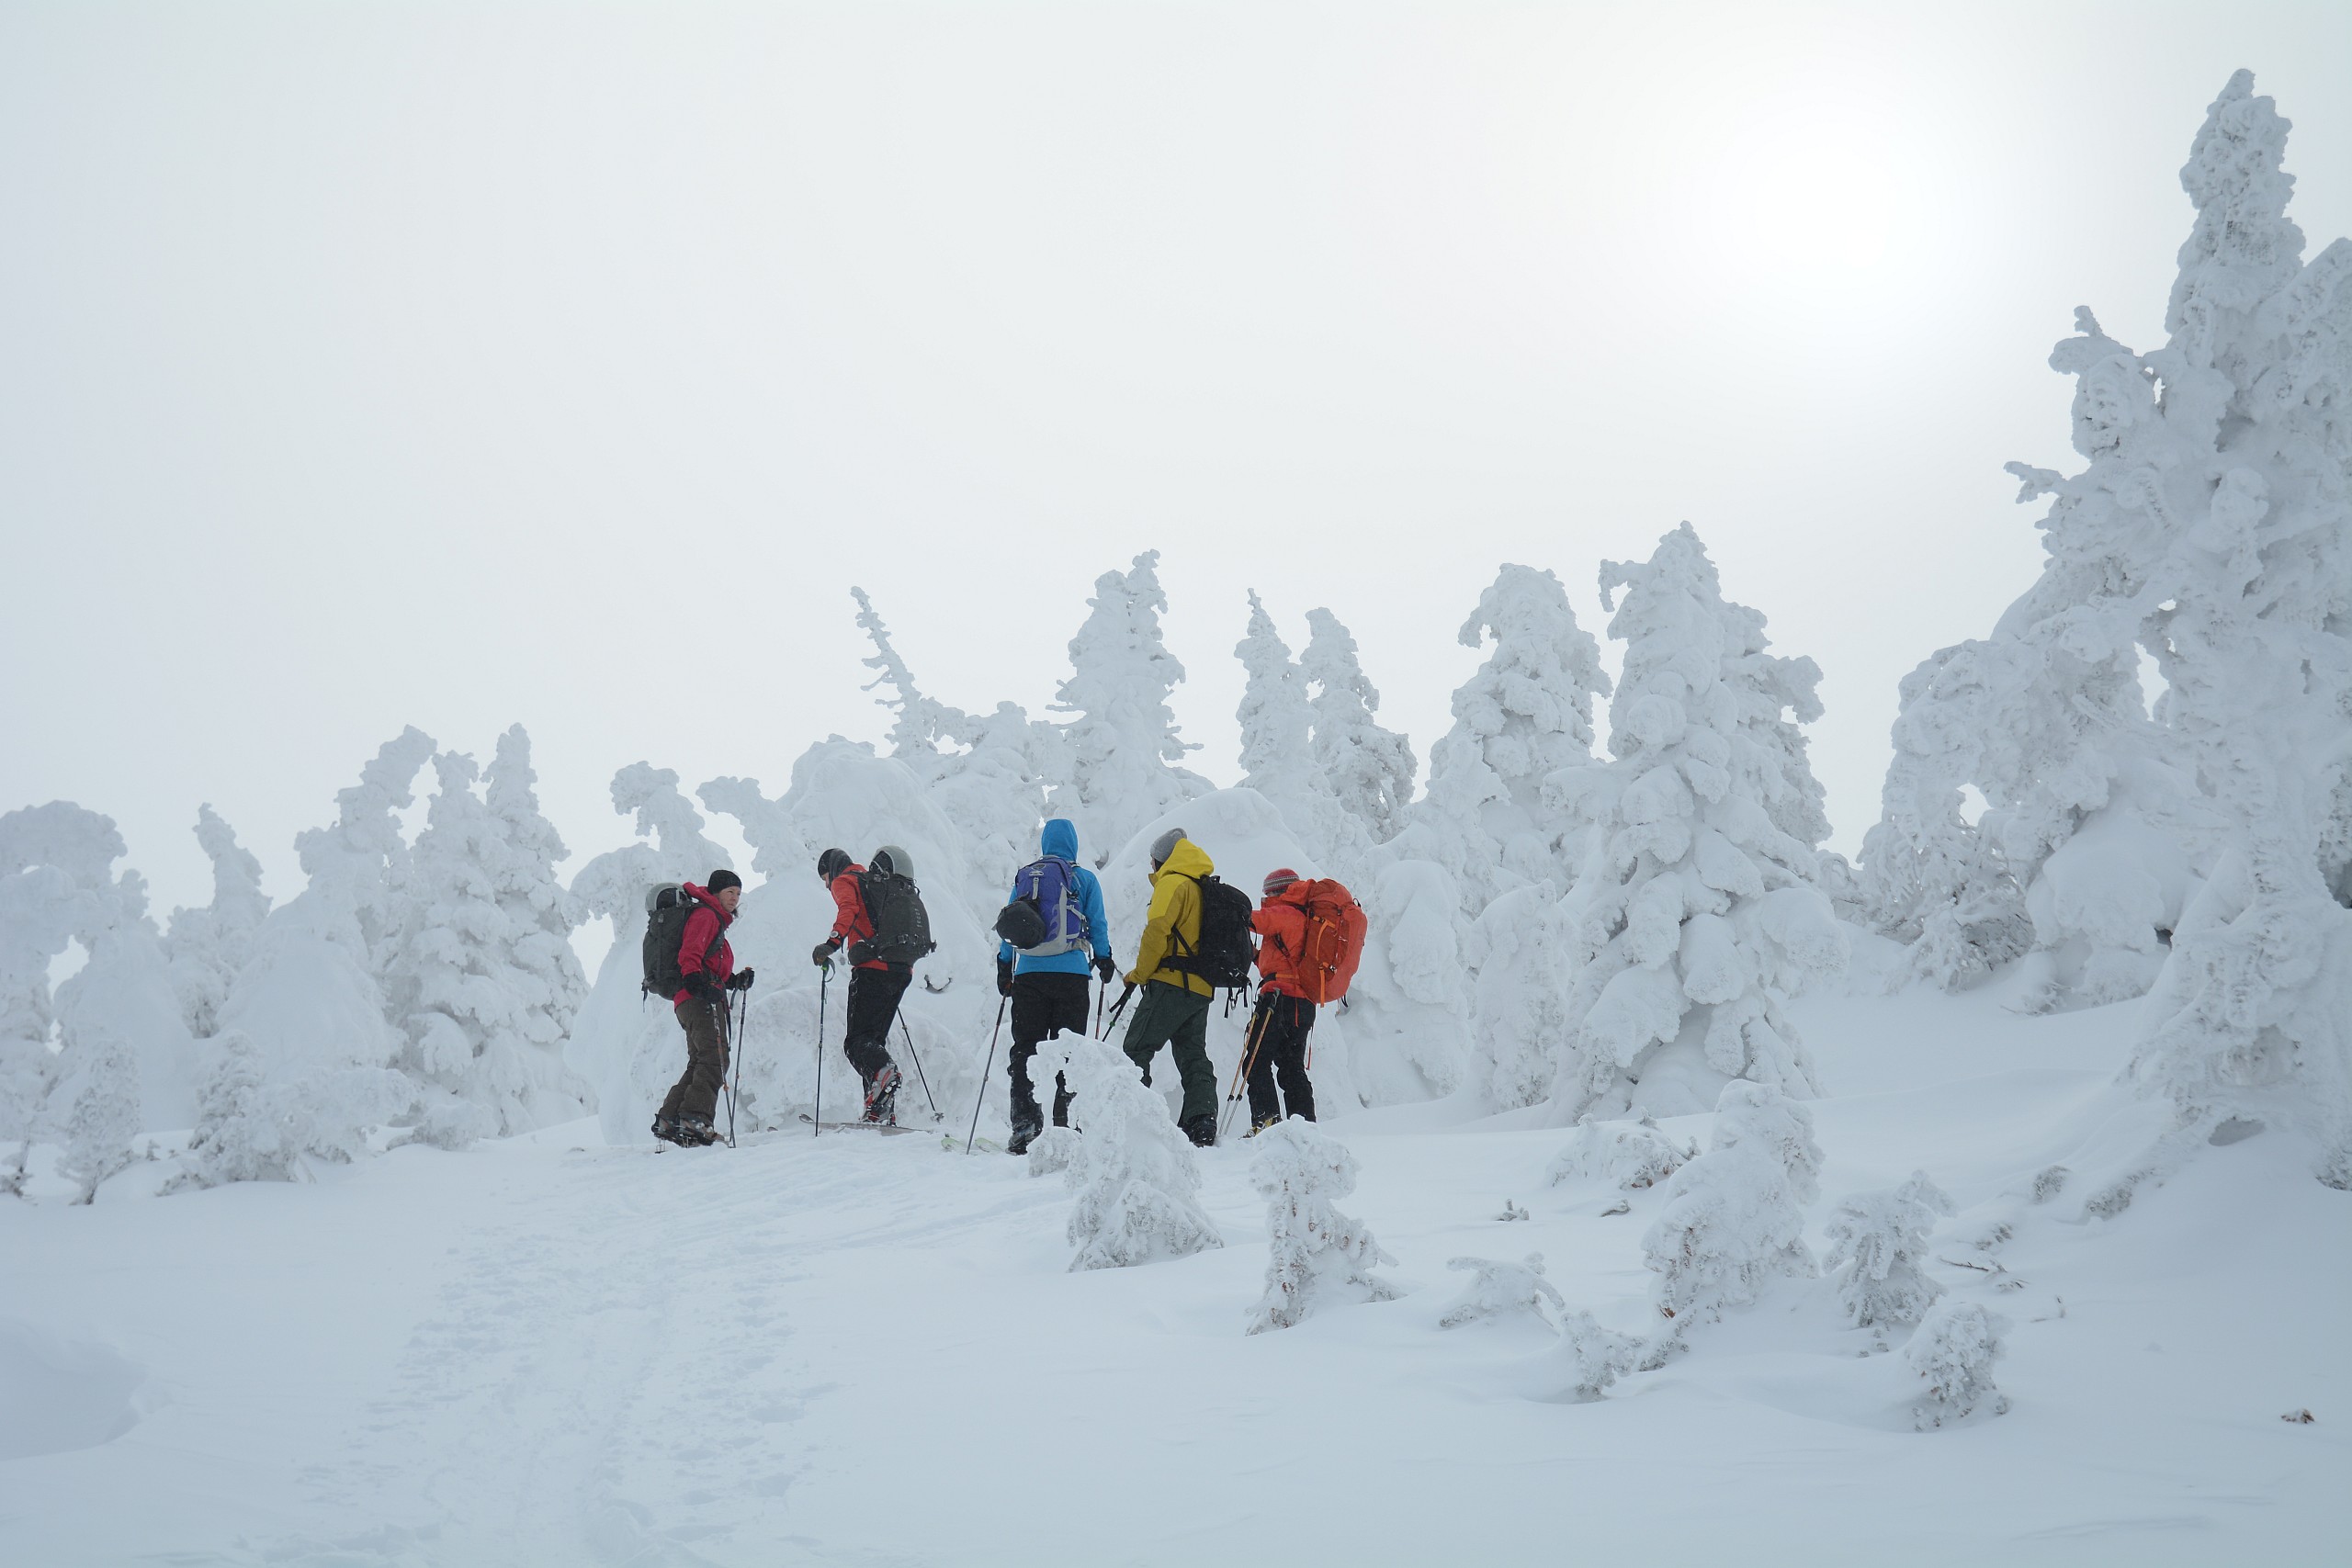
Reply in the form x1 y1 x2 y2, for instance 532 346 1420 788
651 1114 689 1146
677 1118 722 1146
863 1065 901 1126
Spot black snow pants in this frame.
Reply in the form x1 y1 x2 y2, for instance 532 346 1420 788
1008 971 1092 1134
843 964 911 1093
1244 990 1317 1128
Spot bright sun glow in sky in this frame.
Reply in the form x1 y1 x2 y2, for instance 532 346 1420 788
4 1 2350 943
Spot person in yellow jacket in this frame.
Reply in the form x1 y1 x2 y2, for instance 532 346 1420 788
1122 828 1221 1146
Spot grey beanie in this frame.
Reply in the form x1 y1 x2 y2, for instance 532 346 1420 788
1148 828 1187 866
872 843 914 879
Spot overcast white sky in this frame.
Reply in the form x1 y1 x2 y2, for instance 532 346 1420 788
6 0 2350 928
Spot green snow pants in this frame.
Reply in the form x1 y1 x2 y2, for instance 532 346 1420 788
1122 981 1216 1127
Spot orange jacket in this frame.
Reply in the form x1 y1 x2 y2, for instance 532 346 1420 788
1250 884 1314 999
828 867 888 972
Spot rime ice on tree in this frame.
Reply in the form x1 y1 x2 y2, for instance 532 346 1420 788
1824 1171 1954 1341
1300 606 1417 851
1438 1253 1565 1330
1245 1118 1397 1333
1543 525 1847 1121
1236 592 1360 870
163 805 272 1039
1546 1115 1695 1191
1046 551 1210 863
1640 1080 1823 1356
1905 1301 2010 1428
58 1028 141 1203
1055 1037 1222 1270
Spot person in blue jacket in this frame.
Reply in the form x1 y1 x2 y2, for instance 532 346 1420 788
997 818 1117 1155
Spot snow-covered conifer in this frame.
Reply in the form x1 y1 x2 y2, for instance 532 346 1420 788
1905 1301 2010 1428
1546 1115 1696 1192
1046 550 1210 864
1640 1081 1823 1346
174 1030 298 1188
1301 606 1417 849
385 746 591 1134
1464 882 1576 1111
1057 1036 1222 1271
1824 1171 1954 1339
570 762 733 930
1439 1253 1565 1330
1409 565 1609 918
163 805 272 1038
1 864 80 1192
1236 592 1357 866
851 584 969 759
58 1028 141 1203
1544 1311 1643 1403
1246 1118 1397 1333
1337 855 1472 1103
1543 525 1847 1120
288 728 437 976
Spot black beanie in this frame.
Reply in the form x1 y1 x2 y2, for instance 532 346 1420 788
707 869 742 894
817 848 852 880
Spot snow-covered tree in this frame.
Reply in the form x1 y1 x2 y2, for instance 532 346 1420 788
1439 1253 1566 1330
288 728 437 976
1542 1310 1645 1404
1236 592 1357 867
851 584 969 759
1 864 81 1192
1407 565 1609 918
1906 1301 2010 1428
173 1030 298 1188
1301 606 1418 850
58 1027 141 1203
1245 1118 1397 1333
1858 643 2036 991
1337 854 1471 1103
1057 1036 1222 1271
2108 74 2352 1183
384 745 591 1135
1546 1115 1696 1192
1540 525 1848 1121
570 762 733 929
1464 882 1577 1111
1824 1171 1954 1340
1047 550 1211 864
163 805 272 1038
1640 1080 1823 1351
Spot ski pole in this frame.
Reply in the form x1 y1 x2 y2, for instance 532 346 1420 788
813 964 829 1137
719 997 737 1149
1220 994 1275 1142
728 987 750 1145
966 996 1007 1156
1100 981 1136 1040
1093 976 1105 1039
896 1011 942 1121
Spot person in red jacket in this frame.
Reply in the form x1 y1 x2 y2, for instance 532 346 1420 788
811 847 907 1122
1244 867 1318 1131
653 870 752 1146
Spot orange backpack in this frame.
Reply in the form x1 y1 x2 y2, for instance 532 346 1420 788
1288 879 1368 1005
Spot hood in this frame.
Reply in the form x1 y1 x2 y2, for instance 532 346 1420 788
1041 818 1079 862
1156 837 1215 881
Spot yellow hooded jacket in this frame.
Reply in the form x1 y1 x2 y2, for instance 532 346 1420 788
1126 837 1216 998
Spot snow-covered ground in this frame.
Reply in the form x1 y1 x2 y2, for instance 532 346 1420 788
5 949 2344 1567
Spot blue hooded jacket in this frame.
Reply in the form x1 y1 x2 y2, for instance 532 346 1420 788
998 818 1114 976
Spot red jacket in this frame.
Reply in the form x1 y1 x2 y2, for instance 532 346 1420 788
673 884 736 1005
828 867 888 972
1251 884 1313 999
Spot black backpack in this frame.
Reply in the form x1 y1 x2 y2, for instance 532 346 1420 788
642 884 724 999
1167 874 1255 989
858 867 935 967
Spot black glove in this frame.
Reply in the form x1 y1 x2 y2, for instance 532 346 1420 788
728 967 755 992
847 940 876 965
997 958 1015 998
684 972 723 1004
811 940 840 968
1093 953 1117 983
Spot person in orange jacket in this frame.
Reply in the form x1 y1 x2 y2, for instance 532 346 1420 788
1244 867 1318 1130
812 847 906 1122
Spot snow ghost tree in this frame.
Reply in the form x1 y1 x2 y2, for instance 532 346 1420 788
1640 1080 1824 1357
1906 1301 2010 1428
1047 550 1210 864
384 743 591 1134
1858 644 2036 991
1235 592 1357 867
1300 606 1417 852
1823 1171 1954 1342
1407 565 1608 918
1057 1037 1223 1270
1546 1115 1696 1192
2102 73 2352 1184
1 863 82 1192
288 728 437 977
1439 1253 1566 1330
1245 1118 1397 1333
58 1028 141 1203
1540 525 1847 1121
163 805 272 1038
174 1030 299 1189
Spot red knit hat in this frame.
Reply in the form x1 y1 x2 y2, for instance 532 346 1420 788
1262 867 1300 896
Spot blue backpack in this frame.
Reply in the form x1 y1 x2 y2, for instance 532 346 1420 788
1004 856 1088 956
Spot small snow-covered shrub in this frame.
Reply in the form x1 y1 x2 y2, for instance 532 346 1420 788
1026 1124 1076 1178
1544 1310 1643 1404
1906 1301 2010 1429
1439 1253 1564 1330
1546 1116 1695 1191
174 1031 299 1188
1057 1038 1221 1271
1824 1171 1954 1338
1247 1119 1397 1334
1640 1081 1823 1343
59 1029 141 1204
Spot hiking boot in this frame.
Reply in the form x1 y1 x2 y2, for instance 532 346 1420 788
678 1118 721 1146
1182 1114 1216 1149
863 1065 901 1125
650 1115 685 1146
1008 1119 1042 1156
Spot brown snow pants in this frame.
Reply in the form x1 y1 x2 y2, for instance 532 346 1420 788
660 998 731 1125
